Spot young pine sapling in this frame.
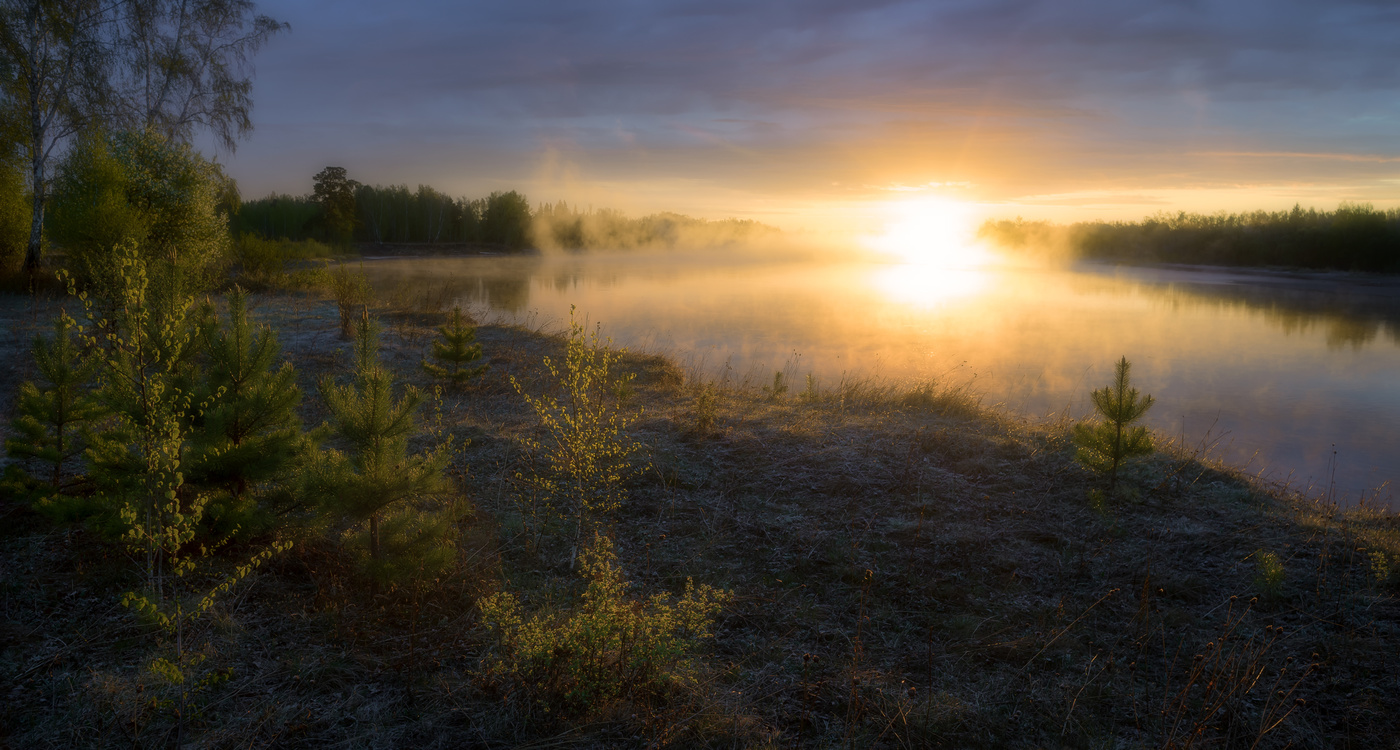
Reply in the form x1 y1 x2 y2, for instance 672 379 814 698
316 314 454 592
422 306 486 387
4 310 105 499
187 287 318 533
1073 356 1155 496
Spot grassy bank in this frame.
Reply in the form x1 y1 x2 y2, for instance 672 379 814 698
2 288 1398 747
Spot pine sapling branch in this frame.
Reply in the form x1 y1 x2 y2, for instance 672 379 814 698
1073 356 1156 497
422 306 486 387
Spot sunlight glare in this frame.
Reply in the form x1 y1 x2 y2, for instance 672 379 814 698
869 262 990 309
867 197 991 268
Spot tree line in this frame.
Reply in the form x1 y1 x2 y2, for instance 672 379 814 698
235 170 780 252
532 199 780 251
235 182 535 249
978 203 1400 272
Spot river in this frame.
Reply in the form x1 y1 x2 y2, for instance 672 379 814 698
362 250 1400 508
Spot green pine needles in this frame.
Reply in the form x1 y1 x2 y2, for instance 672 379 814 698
73 245 290 737
422 306 486 387
1073 356 1156 496
316 314 454 591
4 310 105 498
188 287 316 534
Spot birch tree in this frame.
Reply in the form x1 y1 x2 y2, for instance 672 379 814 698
116 0 286 150
0 0 284 277
0 0 115 278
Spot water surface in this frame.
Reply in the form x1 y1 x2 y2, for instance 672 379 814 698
365 252 1400 507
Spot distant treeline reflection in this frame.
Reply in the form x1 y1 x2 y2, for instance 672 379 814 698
1148 278 1400 350
980 203 1400 272
237 182 778 251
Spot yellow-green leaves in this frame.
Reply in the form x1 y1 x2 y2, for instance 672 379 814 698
481 532 729 716
511 307 645 551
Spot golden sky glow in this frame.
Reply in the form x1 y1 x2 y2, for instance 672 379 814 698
225 2 1400 236
862 197 993 266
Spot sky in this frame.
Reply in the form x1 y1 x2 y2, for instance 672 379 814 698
220 0 1400 234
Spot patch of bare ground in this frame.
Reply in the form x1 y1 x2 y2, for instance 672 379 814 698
2 287 1398 748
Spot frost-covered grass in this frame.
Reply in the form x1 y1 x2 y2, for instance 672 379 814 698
1 288 1398 747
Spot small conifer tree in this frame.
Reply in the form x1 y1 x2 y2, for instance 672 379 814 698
1073 356 1155 496
76 244 290 739
4 311 106 497
316 314 454 591
187 287 317 533
422 306 486 387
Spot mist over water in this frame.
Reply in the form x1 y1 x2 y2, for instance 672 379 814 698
365 250 1400 509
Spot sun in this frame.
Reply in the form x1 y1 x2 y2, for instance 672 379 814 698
865 197 991 268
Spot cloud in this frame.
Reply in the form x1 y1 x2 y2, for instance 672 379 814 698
230 0 1400 218
1190 151 1400 164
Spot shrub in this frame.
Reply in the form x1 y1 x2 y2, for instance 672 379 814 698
480 532 729 717
1254 549 1285 599
1370 550 1394 588
49 129 230 311
510 307 644 555
327 262 374 337
0 158 30 278
691 383 718 435
121 538 288 737
236 234 337 284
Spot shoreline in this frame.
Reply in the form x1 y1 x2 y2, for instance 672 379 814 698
1 288 1398 746
351 240 541 258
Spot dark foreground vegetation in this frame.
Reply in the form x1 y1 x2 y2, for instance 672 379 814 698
980 203 1400 272
3 268 1400 746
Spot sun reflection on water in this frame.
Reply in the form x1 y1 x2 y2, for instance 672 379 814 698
361 253 1400 507
864 197 994 268
868 262 992 308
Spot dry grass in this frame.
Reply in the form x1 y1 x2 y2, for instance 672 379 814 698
2 288 1399 747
